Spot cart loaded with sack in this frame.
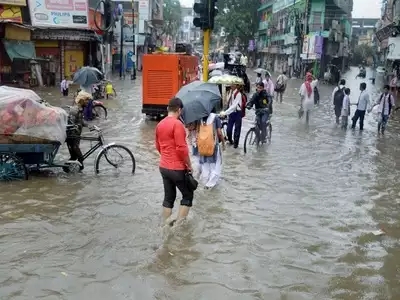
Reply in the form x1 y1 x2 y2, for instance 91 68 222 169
0 86 136 181
0 86 70 181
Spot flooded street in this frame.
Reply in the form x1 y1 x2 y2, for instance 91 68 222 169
2 67 400 299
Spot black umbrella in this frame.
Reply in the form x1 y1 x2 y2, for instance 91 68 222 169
73 66 103 86
175 80 221 124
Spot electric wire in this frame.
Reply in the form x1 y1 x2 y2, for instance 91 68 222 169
94 0 114 32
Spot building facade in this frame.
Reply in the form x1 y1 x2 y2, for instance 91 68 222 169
0 0 104 85
256 0 353 77
351 18 379 47
178 6 200 44
377 0 400 64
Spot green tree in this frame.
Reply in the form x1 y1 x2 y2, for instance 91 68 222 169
352 44 373 66
214 0 259 48
162 0 182 37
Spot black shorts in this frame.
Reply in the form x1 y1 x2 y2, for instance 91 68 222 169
160 167 194 209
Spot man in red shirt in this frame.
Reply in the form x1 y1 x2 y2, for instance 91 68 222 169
155 97 193 225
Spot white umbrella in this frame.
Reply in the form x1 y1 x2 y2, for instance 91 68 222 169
254 68 267 74
210 69 223 77
208 74 244 85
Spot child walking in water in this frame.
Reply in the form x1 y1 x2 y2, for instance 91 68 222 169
341 88 351 129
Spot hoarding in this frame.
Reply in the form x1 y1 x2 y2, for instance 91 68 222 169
28 0 89 29
0 4 22 23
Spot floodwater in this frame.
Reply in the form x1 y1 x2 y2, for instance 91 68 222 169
1 67 400 299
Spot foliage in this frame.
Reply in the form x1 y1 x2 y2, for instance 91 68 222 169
352 44 374 66
162 0 182 37
214 0 259 48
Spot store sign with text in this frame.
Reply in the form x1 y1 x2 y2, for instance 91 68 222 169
387 37 400 60
0 5 22 23
0 0 26 6
28 0 89 28
300 33 324 60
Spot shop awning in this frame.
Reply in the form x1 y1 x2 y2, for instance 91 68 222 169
2 40 36 61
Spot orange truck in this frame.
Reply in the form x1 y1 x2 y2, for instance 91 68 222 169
141 53 199 118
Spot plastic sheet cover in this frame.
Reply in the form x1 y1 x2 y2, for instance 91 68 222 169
0 86 68 143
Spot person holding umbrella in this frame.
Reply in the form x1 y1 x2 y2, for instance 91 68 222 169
187 106 225 189
220 83 244 148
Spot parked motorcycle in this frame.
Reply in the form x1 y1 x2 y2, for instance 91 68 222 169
356 66 366 78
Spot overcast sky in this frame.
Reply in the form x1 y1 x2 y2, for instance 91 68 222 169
179 0 382 18
353 0 381 18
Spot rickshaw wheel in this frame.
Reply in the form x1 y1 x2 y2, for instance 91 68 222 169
0 152 28 181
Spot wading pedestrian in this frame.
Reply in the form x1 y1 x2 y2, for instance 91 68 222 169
155 97 194 226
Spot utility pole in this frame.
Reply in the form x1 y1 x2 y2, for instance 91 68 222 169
119 13 124 78
131 0 136 80
193 0 218 82
303 0 310 77
102 0 114 80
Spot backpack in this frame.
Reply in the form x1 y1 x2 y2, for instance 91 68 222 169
379 93 393 114
197 114 216 156
314 86 320 105
275 75 284 92
234 90 247 118
333 87 345 107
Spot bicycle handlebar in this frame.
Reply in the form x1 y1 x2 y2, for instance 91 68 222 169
90 125 101 132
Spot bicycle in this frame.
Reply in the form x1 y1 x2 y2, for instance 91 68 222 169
63 102 107 120
243 110 272 154
220 115 228 140
63 125 136 175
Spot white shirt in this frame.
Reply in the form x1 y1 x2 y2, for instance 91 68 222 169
377 93 395 115
341 95 350 116
262 79 274 95
356 90 370 111
60 79 69 91
299 79 318 111
225 89 242 115
331 85 345 103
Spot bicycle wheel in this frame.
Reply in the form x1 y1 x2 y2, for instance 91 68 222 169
93 104 107 119
221 121 228 140
0 153 28 181
94 144 136 175
243 128 259 154
266 123 272 143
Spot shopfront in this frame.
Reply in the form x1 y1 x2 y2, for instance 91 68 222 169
64 41 85 78
35 40 60 85
32 29 98 80
28 0 99 79
0 0 31 84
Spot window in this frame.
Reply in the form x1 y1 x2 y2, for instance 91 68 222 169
184 21 190 30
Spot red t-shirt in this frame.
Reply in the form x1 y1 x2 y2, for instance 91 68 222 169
155 116 189 170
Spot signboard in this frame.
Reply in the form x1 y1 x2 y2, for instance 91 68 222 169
387 37 400 60
301 33 321 60
28 0 89 28
126 50 134 69
88 8 102 33
0 0 26 6
248 40 255 51
32 29 96 41
0 5 22 23
375 23 396 42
